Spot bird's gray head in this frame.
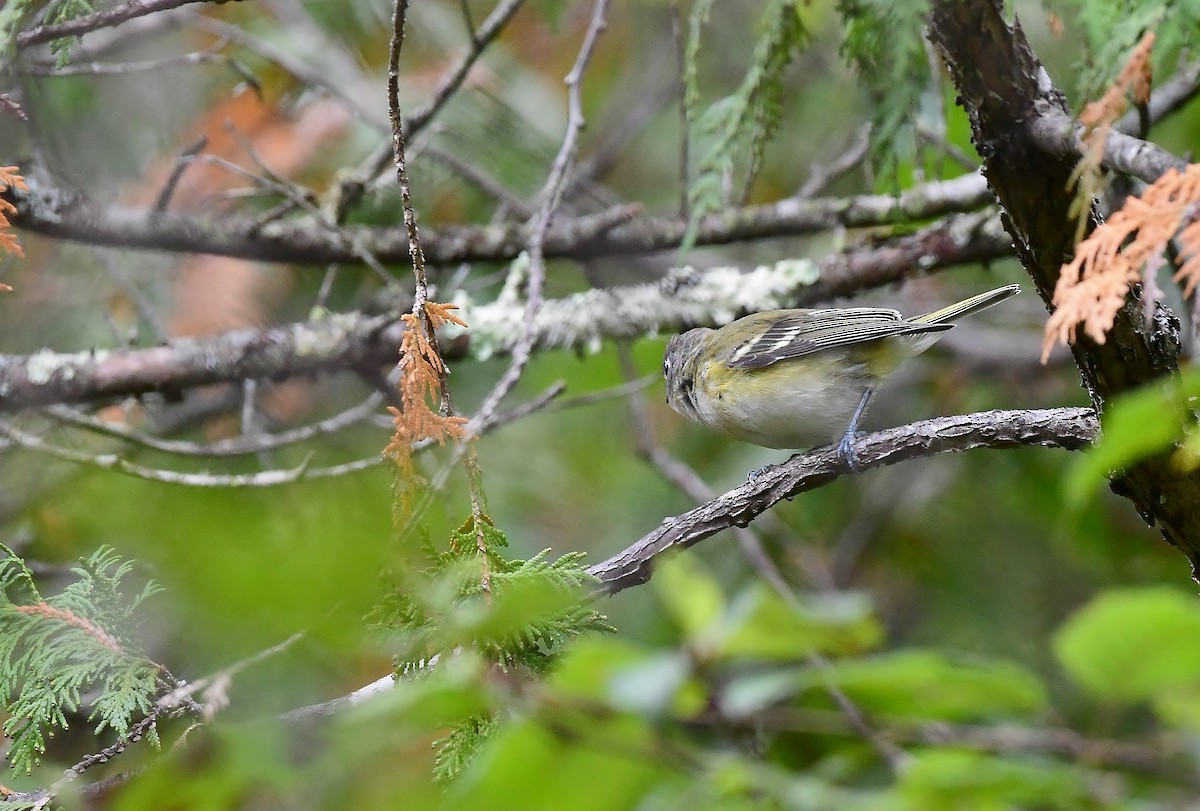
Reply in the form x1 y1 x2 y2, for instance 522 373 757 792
663 328 709 422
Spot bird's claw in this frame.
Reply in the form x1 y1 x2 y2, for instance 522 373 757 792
837 430 865 471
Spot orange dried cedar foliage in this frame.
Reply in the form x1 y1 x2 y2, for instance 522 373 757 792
0 164 27 269
1067 32 1155 244
1043 163 1200 361
385 302 469 482
12 602 125 654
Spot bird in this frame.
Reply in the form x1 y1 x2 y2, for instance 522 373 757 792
662 284 1021 463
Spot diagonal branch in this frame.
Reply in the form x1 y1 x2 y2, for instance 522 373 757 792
469 0 610 433
587 407 1098 594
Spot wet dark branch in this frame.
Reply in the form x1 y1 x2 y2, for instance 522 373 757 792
589 407 1098 594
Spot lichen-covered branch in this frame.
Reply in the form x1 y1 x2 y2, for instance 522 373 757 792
0 313 396 410
0 214 1011 411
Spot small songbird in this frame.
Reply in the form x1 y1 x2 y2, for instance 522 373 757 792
662 284 1020 461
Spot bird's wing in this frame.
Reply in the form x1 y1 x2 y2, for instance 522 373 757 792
726 308 952 371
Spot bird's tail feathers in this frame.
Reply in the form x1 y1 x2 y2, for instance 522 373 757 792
911 284 1021 325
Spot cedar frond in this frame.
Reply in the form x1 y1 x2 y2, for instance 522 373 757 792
0 165 28 259
1067 32 1155 245
1044 163 1200 361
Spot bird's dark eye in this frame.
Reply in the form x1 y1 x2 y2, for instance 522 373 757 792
681 376 693 391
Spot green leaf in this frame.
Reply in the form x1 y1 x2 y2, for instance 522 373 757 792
899 750 1089 811
1054 586 1200 701
719 667 807 718
344 653 493 730
607 651 693 716
801 650 1047 721
551 638 704 717
446 715 669 811
654 553 726 646
1151 681 1200 730
1066 371 1200 503
718 587 883 660
549 637 649 699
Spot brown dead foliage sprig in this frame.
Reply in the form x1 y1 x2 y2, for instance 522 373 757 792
1067 32 1155 245
12 602 124 654
1043 163 1200 361
384 301 469 487
0 165 27 278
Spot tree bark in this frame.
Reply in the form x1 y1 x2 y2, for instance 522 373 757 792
928 0 1200 567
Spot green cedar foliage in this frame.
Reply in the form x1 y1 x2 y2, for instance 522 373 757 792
0 546 162 774
1051 0 1197 104
378 513 614 781
0 0 94 63
838 0 932 174
683 0 809 250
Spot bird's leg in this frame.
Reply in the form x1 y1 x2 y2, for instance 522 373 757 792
836 387 873 470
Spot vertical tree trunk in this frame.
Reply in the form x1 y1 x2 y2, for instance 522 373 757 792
927 0 1200 567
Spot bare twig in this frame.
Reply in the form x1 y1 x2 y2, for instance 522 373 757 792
388 0 440 360
155 634 303 712
185 12 386 130
405 0 525 136
468 0 611 434
24 43 236 76
154 135 209 213
0 420 383 486
424 145 535 218
322 0 526 218
43 393 384 457
796 125 872 199
196 149 397 286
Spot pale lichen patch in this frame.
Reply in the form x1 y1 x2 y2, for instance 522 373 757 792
26 349 107 385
